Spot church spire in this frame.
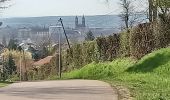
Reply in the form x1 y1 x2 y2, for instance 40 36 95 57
75 16 78 28
82 15 86 27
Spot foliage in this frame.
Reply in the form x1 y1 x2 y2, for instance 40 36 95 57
96 34 120 61
0 0 11 9
63 34 120 70
157 15 170 48
129 23 155 59
42 46 49 58
31 46 52 61
1 49 32 81
5 54 17 75
63 41 97 70
63 47 170 100
27 55 58 80
85 31 95 41
157 0 170 15
119 0 132 29
119 31 130 57
0 54 17 81
8 39 18 50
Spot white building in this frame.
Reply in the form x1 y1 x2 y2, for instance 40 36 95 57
49 25 64 43
18 27 32 41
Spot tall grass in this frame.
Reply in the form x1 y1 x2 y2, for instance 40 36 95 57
63 47 170 100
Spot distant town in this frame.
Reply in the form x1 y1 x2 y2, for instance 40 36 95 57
0 15 117 52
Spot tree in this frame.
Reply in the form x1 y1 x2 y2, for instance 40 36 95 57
0 0 12 9
157 0 170 22
148 0 158 22
147 0 170 22
148 0 155 22
8 39 18 50
2 35 7 47
156 0 170 48
85 31 95 41
0 0 12 27
7 54 16 75
42 46 49 58
2 54 16 79
119 0 135 30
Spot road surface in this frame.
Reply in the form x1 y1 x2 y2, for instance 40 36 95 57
0 80 118 100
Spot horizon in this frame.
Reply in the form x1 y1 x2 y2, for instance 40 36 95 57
1 14 119 19
0 15 121 29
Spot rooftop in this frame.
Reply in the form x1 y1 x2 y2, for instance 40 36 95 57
33 56 53 67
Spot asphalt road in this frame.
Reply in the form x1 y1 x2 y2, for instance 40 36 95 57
0 80 118 100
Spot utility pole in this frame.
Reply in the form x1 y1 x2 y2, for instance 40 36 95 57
57 18 71 78
22 50 28 81
19 52 22 82
58 18 71 49
58 25 62 78
2 55 5 81
57 18 70 78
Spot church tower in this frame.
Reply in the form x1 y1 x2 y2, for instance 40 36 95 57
82 15 86 27
75 16 78 28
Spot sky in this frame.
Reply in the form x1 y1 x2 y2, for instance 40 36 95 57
1 0 147 18
1 0 120 18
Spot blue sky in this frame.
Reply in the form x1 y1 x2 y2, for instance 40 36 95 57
2 0 147 18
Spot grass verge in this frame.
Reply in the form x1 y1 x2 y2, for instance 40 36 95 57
0 81 12 88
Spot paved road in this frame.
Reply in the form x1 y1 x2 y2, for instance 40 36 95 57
0 80 118 100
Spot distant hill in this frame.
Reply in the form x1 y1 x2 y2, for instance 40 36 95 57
0 15 122 29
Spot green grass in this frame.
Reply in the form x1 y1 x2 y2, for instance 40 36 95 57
62 47 170 100
0 81 12 88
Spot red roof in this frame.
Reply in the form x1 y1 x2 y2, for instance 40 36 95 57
33 56 53 66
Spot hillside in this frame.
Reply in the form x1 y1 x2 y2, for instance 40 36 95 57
1 15 121 29
62 47 170 100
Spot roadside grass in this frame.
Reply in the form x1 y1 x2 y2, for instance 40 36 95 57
62 48 170 100
0 81 12 88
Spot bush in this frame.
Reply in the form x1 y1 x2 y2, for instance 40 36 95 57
129 23 155 59
62 41 98 70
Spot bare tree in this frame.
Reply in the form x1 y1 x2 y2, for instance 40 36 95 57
148 0 154 22
119 0 135 30
0 0 11 9
157 0 170 22
0 0 12 26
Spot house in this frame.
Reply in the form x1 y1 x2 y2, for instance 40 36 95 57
33 56 53 68
30 56 58 79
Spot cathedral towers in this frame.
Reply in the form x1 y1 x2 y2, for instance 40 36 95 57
75 15 86 29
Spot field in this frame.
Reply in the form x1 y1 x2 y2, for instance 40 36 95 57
62 48 170 100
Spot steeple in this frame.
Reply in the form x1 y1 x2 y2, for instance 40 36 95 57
75 16 78 28
82 15 86 27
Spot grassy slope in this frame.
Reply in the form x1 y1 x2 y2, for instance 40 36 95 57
62 48 170 100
